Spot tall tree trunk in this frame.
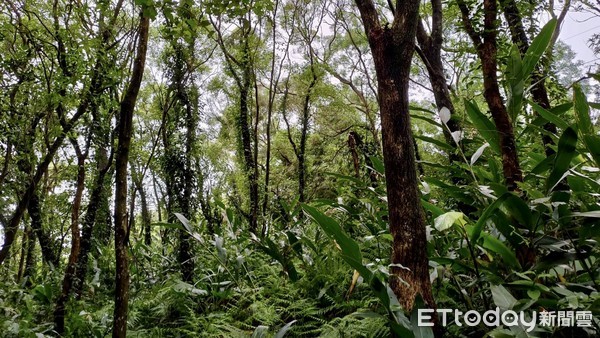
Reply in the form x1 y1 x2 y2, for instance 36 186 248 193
298 60 317 203
16 226 28 282
54 141 87 334
500 0 558 156
27 193 58 268
112 13 149 338
23 227 36 286
136 180 152 246
354 0 438 326
457 0 523 190
240 43 259 232
415 0 462 152
213 15 259 233
73 157 112 298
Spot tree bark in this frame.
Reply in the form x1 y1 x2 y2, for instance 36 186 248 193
54 140 87 334
415 0 462 151
457 0 523 190
112 13 149 338
354 0 437 322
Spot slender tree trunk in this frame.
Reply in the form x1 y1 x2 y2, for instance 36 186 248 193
73 160 112 298
457 0 523 190
213 15 259 233
112 13 149 338
500 0 558 156
136 180 152 246
28 193 58 268
348 132 361 177
354 0 438 325
415 0 462 152
54 143 87 334
240 50 259 232
16 228 27 282
23 228 36 286
298 60 317 203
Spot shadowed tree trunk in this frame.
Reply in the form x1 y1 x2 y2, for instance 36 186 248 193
500 0 560 156
457 0 523 190
354 2 439 334
212 14 259 233
415 0 462 152
112 12 149 338
53 138 88 334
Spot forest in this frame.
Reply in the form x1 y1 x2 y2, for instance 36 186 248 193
0 0 599 336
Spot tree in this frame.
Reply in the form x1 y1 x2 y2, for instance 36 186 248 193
457 0 523 190
353 0 437 320
112 9 149 337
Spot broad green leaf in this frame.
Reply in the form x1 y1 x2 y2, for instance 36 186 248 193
464 99 500 154
547 127 578 192
574 86 600 167
574 84 594 135
529 101 569 130
410 296 435 338
471 193 511 242
257 237 299 282
583 134 600 168
491 284 518 310
412 114 442 129
302 204 369 277
502 194 534 229
479 231 522 270
434 211 466 232
415 135 454 151
369 156 385 175
506 44 524 122
491 212 525 248
421 200 445 218
521 19 557 77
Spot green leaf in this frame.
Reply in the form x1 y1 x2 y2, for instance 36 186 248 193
583 134 600 168
471 193 511 242
414 135 454 151
490 284 518 310
529 101 569 130
478 231 521 270
521 18 557 77
547 127 577 192
574 84 594 135
410 296 435 338
411 114 443 129
257 237 299 282
421 200 445 218
464 99 500 154
506 44 524 122
369 156 385 175
434 211 466 232
502 194 533 229
302 204 369 277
